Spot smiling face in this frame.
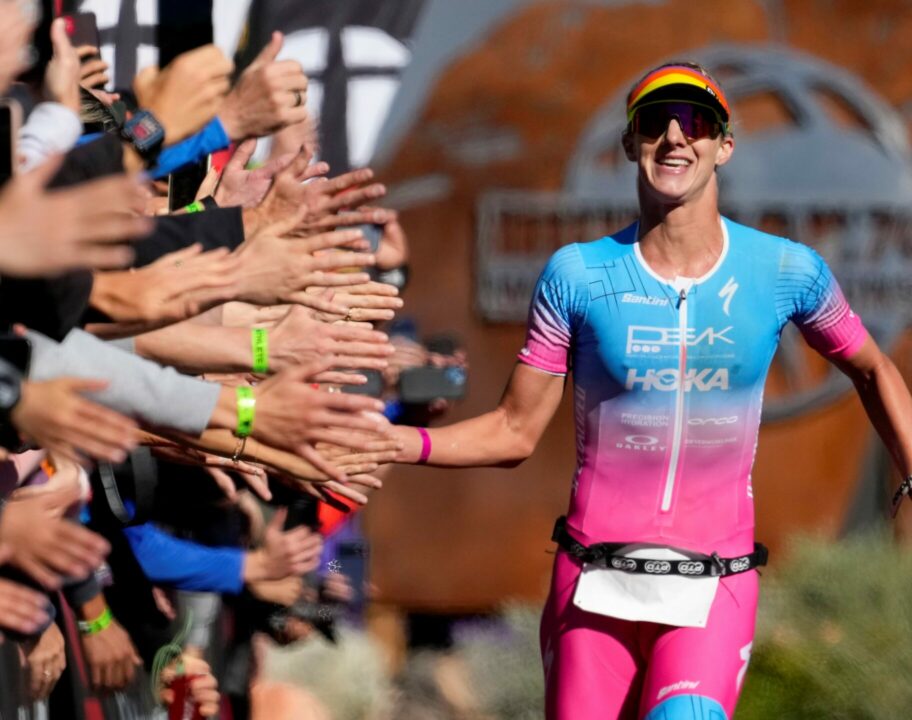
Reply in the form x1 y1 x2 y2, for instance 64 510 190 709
623 105 735 207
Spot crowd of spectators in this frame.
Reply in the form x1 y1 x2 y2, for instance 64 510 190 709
0 4 461 718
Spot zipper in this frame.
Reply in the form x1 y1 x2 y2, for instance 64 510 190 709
661 287 688 512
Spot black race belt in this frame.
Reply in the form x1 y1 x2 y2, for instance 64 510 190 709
551 516 767 578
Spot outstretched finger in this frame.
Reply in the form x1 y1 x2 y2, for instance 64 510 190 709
324 183 387 213
325 168 374 194
321 480 368 506
308 370 368 385
310 251 376 273
299 443 347 483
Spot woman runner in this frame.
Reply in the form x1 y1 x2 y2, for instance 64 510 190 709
390 62 912 719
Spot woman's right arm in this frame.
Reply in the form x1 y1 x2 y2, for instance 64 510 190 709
393 362 566 467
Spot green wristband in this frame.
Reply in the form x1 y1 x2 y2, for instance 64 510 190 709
184 200 205 214
251 328 269 374
235 386 255 437
77 606 113 636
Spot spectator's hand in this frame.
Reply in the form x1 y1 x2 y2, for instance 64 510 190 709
218 31 309 141
234 223 374 312
0 158 150 276
290 473 383 507
148 441 271 501
24 622 66 700
243 159 385 238
159 655 220 718
44 18 81 112
269 114 319 163
133 44 233 144
369 209 409 270
310 280 403 324
76 45 110 89
270 305 394 372
89 244 241 331
0 578 49 638
252 362 389 478
214 139 293 209
382 336 429 387
245 508 323 582
11 378 140 463
80 616 142 692
249 575 303 607
0 484 110 588
316 433 403 475
322 571 354 604
0 2 33 93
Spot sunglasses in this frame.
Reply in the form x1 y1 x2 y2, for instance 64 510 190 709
631 101 724 141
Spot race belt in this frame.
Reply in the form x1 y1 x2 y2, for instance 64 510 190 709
551 516 768 578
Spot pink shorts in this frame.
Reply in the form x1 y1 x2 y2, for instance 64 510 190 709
539 551 758 720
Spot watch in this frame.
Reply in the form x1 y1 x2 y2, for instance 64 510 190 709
121 110 166 165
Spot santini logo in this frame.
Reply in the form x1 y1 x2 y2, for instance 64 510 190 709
657 680 701 701
626 368 730 392
627 325 733 355
622 293 669 307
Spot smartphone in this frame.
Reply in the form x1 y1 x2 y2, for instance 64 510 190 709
399 365 467 403
168 155 211 212
62 12 101 50
0 335 32 375
337 540 369 612
0 100 21 188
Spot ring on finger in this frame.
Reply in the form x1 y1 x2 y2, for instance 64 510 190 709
291 89 303 107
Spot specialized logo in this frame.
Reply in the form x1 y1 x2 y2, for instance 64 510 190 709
622 293 669 307
688 415 738 426
677 561 706 575
729 556 751 573
737 642 753 691
626 325 734 355
657 680 700 701
718 276 739 316
644 560 672 574
610 557 637 571
625 368 730 392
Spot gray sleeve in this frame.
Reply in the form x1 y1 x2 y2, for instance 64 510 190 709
26 329 219 435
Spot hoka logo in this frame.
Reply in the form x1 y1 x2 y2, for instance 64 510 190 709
625 368 730 392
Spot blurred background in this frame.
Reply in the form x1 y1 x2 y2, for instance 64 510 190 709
67 1 912 717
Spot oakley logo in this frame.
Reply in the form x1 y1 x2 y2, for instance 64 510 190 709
610 558 637 571
622 293 669 307
626 325 734 355
729 557 751 573
677 561 706 575
688 416 738 426
644 560 672 574
625 368 730 392
616 434 665 452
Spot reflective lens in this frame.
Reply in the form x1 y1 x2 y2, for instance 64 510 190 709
633 101 723 141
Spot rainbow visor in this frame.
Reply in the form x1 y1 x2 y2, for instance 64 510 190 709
626 65 731 128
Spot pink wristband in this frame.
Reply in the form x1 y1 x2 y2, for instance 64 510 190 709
416 427 431 465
